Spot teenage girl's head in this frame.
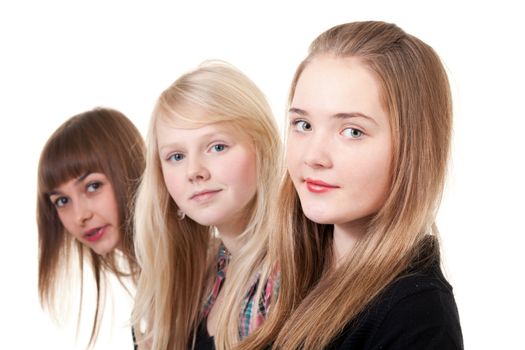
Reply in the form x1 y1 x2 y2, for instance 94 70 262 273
286 21 451 241
37 107 145 280
238 21 452 350
144 60 280 233
133 60 280 350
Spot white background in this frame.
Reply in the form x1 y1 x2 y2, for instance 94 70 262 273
1 1 524 348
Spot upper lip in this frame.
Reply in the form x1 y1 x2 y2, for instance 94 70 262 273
304 178 339 188
190 189 222 200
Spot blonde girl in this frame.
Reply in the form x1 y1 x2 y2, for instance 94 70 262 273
239 21 463 349
133 60 281 349
37 108 145 347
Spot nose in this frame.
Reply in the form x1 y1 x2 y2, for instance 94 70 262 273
302 133 333 169
187 156 211 183
74 198 93 226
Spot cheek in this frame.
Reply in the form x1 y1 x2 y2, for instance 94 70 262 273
161 166 185 203
240 154 257 191
227 150 257 195
353 148 392 201
107 192 121 226
56 211 73 232
285 141 301 176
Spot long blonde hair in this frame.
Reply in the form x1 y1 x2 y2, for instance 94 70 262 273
133 60 281 349
239 21 452 350
37 108 145 347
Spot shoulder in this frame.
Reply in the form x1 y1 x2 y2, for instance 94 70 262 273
378 263 455 313
331 264 463 349
374 267 463 349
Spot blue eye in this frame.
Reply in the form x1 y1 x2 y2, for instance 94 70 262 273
53 196 69 208
292 120 312 132
86 181 102 193
168 153 185 162
342 127 363 139
211 144 227 152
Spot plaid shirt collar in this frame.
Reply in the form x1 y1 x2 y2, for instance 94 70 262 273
201 245 279 338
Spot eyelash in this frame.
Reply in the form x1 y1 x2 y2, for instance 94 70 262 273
166 143 229 163
341 127 364 139
291 119 312 132
53 197 68 208
291 119 365 140
86 181 102 192
168 153 185 162
51 181 103 208
210 143 228 153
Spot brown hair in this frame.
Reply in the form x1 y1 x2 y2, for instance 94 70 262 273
37 107 145 347
239 21 452 349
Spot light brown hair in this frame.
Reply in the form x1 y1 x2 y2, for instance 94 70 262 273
239 21 452 350
37 107 145 347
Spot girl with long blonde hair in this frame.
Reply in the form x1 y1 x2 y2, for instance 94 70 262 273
37 108 145 348
239 21 463 349
132 60 281 349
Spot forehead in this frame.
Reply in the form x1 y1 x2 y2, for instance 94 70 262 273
156 119 248 145
292 55 386 122
158 103 210 128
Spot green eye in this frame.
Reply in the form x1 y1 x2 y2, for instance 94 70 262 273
342 128 363 139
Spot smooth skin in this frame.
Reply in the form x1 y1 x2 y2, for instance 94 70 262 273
156 117 258 336
49 172 121 255
287 55 393 264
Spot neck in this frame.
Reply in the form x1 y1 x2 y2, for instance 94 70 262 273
216 220 246 257
216 204 253 256
332 218 368 267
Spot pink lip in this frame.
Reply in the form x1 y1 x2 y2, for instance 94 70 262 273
84 225 108 242
190 189 222 202
305 178 339 193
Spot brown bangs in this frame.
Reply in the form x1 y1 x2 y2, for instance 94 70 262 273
38 120 105 194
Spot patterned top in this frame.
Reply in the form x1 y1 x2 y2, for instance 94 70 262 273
201 245 279 338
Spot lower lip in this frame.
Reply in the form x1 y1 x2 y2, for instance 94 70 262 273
84 226 107 242
306 182 338 193
192 190 222 202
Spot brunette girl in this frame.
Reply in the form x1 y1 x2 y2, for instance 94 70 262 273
37 108 145 347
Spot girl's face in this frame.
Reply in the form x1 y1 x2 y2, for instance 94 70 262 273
49 172 121 255
157 118 257 235
286 55 392 236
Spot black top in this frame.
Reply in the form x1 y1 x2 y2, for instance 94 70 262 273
194 321 215 350
325 260 463 349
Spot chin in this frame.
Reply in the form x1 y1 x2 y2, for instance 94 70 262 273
92 246 112 256
186 212 226 227
302 209 335 225
92 240 120 256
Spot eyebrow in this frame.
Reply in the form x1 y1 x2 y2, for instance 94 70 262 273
158 131 231 152
158 142 181 153
289 107 378 125
47 172 91 196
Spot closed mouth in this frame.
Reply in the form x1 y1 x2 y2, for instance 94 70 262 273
305 178 339 193
190 189 222 200
305 178 339 188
